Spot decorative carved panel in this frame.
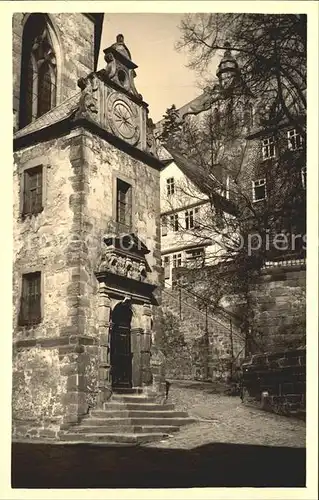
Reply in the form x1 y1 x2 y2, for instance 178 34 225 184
98 233 150 283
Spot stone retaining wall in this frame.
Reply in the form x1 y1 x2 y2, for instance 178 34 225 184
241 347 306 418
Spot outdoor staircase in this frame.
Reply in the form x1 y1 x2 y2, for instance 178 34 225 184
59 389 195 445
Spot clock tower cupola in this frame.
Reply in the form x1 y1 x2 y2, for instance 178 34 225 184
103 33 141 99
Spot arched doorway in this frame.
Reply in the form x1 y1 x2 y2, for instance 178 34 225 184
110 298 133 389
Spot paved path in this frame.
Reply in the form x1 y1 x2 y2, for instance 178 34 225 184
11 380 306 488
144 379 306 450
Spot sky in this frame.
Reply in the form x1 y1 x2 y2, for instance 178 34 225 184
97 14 217 122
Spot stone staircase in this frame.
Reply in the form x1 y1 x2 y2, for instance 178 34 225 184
59 389 195 445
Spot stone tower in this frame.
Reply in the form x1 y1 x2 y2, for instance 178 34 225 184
12 13 164 439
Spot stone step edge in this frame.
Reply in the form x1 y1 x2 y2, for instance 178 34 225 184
89 411 188 417
59 432 171 443
101 400 175 409
12 438 137 447
81 418 195 424
70 426 181 434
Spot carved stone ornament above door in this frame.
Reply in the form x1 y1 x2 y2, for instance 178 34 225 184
106 92 140 146
98 232 150 282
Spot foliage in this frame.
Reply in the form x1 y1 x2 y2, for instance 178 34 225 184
177 13 306 136
159 309 193 379
158 15 306 354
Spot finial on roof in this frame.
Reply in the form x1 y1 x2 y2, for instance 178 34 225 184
116 34 124 43
224 41 231 56
216 40 239 88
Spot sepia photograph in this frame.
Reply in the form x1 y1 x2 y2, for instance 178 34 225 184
7 3 317 493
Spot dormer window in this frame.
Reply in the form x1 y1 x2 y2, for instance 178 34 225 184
20 14 57 128
262 137 276 160
166 177 175 196
288 129 303 151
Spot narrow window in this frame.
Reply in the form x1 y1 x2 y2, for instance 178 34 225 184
161 215 168 237
185 209 194 230
116 179 132 227
20 14 57 128
288 129 303 151
19 272 42 326
220 175 230 199
262 137 276 160
37 61 53 117
172 253 182 268
163 256 170 280
301 167 306 189
23 165 43 216
252 179 267 202
169 213 179 232
166 177 175 196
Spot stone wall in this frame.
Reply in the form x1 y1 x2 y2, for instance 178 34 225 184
173 261 306 354
249 263 306 352
82 130 162 339
242 347 306 418
161 287 245 381
13 125 162 435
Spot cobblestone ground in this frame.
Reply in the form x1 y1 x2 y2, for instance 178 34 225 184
11 380 306 488
144 379 306 449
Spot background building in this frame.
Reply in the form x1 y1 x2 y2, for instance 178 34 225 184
157 43 306 356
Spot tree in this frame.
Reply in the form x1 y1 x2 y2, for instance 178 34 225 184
176 14 306 137
158 104 183 147
159 89 306 353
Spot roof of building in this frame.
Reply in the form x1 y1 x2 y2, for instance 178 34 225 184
14 93 80 140
164 146 238 216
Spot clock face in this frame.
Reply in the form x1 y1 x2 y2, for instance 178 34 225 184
107 93 140 145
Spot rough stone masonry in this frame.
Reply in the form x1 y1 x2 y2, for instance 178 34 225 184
12 13 165 439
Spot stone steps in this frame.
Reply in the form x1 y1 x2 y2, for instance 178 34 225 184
97 403 175 411
71 425 181 434
110 395 158 403
60 390 195 445
90 409 187 418
59 432 168 444
81 417 194 426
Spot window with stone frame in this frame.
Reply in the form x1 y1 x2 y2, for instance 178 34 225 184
20 14 57 128
169 213 179 232
22 165 43 216
166 177 175 195
116 178 132 227
252 178 267 202
287 129 303 151
19 272 42 326
262 136 276 160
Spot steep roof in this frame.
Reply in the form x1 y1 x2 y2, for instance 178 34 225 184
14 93 80 140
165 146 238 216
